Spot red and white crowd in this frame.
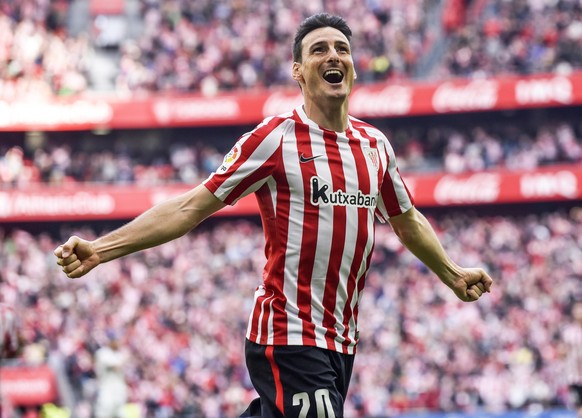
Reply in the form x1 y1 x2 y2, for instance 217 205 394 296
2 0 581 97
1 208 582 416
2 0 582 417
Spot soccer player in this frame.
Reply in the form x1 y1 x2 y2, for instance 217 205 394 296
55 13 493 417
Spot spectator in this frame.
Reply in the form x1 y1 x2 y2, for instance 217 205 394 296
561 300 582 418
94 335 129 418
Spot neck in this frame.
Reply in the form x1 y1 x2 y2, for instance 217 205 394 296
303 97 349 132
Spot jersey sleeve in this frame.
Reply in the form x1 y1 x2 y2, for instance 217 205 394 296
375 138 415 223
203 116 288 205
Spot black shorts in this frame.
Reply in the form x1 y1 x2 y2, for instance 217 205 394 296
239 339 355 418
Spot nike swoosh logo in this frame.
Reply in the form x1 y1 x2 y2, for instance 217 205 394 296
299 154 323 163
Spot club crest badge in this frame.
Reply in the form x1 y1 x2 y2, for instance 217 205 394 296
364 147 379 172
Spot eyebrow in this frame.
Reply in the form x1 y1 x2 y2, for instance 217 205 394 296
308 39 350 51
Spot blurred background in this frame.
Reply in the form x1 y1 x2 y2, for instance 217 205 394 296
1 0 582 417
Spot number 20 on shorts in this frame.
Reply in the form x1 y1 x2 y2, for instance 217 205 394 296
292 389 335 418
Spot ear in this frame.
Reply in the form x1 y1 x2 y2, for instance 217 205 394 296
292 62 303 82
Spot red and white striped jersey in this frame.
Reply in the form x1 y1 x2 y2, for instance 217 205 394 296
204 106 414 354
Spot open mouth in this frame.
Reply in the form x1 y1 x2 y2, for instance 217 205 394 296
323 69 344 84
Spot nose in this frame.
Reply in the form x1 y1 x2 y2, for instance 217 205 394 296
328 48 340 62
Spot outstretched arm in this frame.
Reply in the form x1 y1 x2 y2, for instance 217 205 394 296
388 206 492 302
54 184 226 278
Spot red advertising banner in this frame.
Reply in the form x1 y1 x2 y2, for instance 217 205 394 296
404 164 582 206
0 184 260 222
1 164 580 222
0 72 581 131
0 365 58 406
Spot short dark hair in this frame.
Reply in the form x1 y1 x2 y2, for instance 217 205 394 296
292 13 352 62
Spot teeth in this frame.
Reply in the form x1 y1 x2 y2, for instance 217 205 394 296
323 69 344 83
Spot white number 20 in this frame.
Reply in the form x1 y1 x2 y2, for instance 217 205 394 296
292 389 335 418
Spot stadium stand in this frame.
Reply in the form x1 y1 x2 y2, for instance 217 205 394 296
2 0 581 95
1 0 582 417
1 207 582 416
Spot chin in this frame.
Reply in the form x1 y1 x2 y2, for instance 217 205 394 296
330 93 349 101
326 87 350 100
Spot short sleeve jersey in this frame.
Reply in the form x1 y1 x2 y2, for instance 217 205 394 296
204 106 414 354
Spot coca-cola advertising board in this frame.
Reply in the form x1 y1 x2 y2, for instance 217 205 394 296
0 72 581 131
405 165 582 206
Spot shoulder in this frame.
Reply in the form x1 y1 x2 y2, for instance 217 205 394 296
349 115 387 140
251 111 296 138
232 112 295 158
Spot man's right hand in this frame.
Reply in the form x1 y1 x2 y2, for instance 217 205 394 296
54 236 100 279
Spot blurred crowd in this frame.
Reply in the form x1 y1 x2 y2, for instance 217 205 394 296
1 207 581 416
2 0 582 97
0 0 90 100
1 110 581 187
114 0 431 93
391 114 582 173
438 0 582 79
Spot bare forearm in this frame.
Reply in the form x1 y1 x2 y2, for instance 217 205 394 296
92 202 187 263
54 185 225 279
389 207 493 301
389 207 461 286
93 185 223 263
